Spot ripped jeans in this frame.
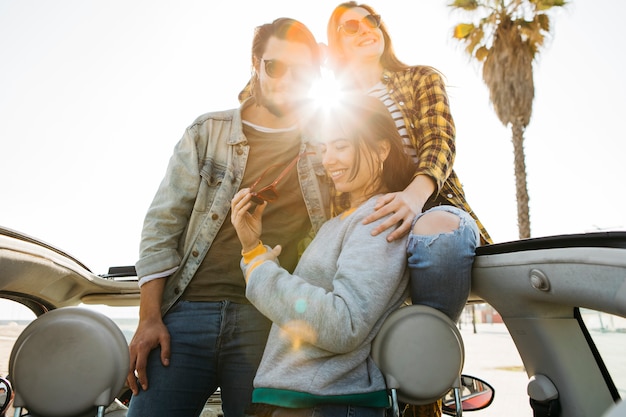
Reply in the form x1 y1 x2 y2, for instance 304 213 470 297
406 205 480 322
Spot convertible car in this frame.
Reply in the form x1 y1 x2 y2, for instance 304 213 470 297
1 225 625 417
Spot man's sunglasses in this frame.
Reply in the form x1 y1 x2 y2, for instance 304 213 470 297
337 14 381 36
249 151 313 205
262 59 315 83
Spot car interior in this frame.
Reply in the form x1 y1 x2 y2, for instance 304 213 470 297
1 226 625 416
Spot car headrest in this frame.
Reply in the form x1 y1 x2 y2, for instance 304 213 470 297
9 306 129 417
371 304 464 405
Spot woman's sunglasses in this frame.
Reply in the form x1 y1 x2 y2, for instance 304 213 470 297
249 151 313 205
337 14 381 36
262 59 314 83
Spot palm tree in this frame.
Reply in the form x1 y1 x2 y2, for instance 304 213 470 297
449 0 566 239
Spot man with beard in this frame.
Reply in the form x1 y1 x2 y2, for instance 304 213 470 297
126 18 329 417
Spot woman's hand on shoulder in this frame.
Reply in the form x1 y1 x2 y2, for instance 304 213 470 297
362 190 422 242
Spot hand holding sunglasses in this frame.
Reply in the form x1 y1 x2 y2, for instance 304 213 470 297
231 188 265 252
249 151 313 205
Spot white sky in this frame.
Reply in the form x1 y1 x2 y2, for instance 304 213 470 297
1 0 625 275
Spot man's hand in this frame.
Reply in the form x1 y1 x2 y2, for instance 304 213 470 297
127 278 170 395
127 316 171 394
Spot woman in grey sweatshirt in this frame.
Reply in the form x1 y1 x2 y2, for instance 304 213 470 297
231 94 416 417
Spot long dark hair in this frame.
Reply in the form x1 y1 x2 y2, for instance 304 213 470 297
318 94 414 212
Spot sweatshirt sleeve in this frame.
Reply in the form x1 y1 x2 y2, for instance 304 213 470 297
245 203 409 353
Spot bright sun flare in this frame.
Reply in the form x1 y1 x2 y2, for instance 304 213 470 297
308 68 344 110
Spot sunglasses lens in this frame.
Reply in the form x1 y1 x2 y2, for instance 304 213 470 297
342 19 360 35
364 14 381 28
250 193 266 205
264 60 288 79
264 60 314 84
251 187 279 204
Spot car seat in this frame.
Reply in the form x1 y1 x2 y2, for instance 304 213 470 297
8 307 129 417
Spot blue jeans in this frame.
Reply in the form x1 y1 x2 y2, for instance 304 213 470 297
406 206 480 322
127 300 272 417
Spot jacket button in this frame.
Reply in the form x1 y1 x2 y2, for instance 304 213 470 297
174 287 180 294
192 250 199 257
447 193 453 198
236 148 244 155
212 213 219 220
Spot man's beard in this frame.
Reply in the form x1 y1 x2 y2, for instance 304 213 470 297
255 85 310 118
264 101 286 118
256 91 287 118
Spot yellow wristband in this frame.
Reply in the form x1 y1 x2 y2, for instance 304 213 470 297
242 241 267 264
245 259 266 283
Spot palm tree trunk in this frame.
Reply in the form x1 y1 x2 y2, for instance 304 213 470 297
511 117 531 238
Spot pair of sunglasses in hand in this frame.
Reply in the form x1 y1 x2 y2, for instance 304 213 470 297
248 151 312 205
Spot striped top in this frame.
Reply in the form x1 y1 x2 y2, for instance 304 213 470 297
367 82 418 163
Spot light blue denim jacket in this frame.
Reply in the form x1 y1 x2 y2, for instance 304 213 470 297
136 100 330 315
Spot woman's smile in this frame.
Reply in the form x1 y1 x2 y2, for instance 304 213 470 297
329 169 348 181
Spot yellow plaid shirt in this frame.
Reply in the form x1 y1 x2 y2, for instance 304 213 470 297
382 66 491 244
